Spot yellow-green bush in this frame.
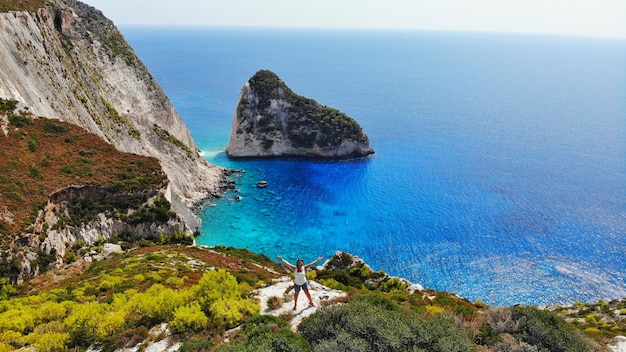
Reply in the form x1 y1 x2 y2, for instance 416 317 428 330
0 342 13 352
64 302 104 343
25 331 70 352
318 278 345 291
127 284 183 325
36 301 67 324
166 275 186 287
96 310 127 340
170 302 208 333
0 307 35 334
586 314 598 324
195 269 258 329
0 330 22 346
425 305 445 316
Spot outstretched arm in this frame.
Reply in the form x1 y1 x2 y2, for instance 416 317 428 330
276 255 295 270
304 256 324 270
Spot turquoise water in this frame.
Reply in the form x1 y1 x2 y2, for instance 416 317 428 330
122 27 626 306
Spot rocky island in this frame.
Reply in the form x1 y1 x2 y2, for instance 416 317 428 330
226 70 375 158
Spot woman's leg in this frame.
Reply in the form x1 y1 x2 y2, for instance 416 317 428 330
304 288 315 307
293 290 300 310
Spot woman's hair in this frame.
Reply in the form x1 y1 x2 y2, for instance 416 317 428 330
297 258 304 264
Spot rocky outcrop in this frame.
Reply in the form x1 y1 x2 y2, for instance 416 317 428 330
0 0 228 211
322 251 423 293
226 70 374 158
11 182 193 283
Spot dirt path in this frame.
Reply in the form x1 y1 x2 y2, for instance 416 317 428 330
255 277 347 331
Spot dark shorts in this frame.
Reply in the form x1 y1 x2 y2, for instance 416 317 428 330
294 282 309 292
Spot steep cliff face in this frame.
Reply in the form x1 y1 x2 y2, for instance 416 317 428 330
0 0 228 211
0 106 195 283
226 70 374 158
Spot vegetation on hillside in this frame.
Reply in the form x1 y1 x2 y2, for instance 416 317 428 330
0 244 621 351
553 299 626 341
0 246 277 351
0 0 46 13
153 123 193 157
0 98 168 237
246 70 370 149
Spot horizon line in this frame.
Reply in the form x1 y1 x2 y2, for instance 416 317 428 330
115 24 626 40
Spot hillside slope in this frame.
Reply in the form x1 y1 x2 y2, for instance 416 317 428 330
0 246 620 351
0 0 228 219
0 99 201 283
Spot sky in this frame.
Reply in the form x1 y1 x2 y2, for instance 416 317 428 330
82 0 626 39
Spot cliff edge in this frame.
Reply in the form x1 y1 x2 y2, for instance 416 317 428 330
0 0 229 214
226 70 374 158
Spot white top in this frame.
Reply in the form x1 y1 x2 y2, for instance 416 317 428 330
294 267 307 285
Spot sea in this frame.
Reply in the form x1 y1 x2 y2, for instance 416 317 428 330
120 27 626 306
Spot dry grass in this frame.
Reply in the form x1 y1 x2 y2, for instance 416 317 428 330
266 296 284 310
0 102 167 238
0 0 47 13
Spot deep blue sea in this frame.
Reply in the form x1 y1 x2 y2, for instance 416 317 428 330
121 27 626 306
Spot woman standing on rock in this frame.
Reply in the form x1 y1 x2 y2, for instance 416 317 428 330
276 255 324 310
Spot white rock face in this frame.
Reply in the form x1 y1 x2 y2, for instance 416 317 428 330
0 1 228 209
609 336 626 352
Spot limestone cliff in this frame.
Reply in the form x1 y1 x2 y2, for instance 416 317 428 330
0 0 228 214
0 106 197 283
226 70 374 158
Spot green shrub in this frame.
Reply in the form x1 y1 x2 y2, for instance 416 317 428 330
0 278 17 300
126 195 174 225
351 293 401 312
179 340 214 352
28 164 41 179
378 277 408 292
102 99 140 139
0 342 14 352
158 231 193 246
27 140 37 152
0 98 18 113
41 121 68 134
8 114 31 128
216 315 310 352
34 249 57 272
511 305 589 352
299 299 473 352
152 124 192 156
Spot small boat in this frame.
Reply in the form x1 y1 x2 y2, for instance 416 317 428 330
256 180 268 188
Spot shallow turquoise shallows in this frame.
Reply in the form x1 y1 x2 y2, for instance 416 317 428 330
122 27 626 306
